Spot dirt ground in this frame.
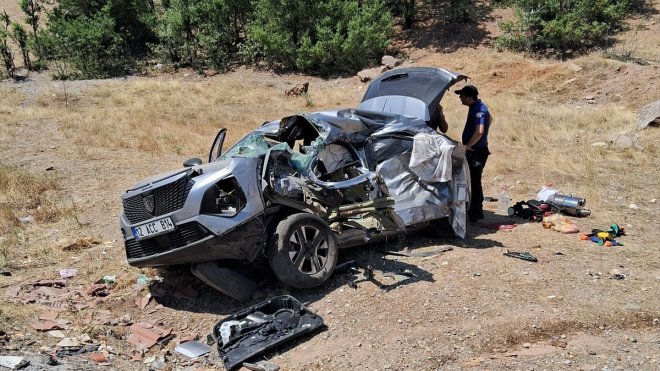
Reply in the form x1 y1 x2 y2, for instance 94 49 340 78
1 4 659 371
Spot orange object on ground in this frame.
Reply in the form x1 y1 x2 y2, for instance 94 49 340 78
542 214 579 234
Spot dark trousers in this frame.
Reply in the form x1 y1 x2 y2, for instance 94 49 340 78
467 147 490 220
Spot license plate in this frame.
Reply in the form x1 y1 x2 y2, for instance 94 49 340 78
132 217 175 240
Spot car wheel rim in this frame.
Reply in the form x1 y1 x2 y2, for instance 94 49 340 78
287 224 329 275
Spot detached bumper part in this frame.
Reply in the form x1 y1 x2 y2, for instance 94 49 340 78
213 295 324 370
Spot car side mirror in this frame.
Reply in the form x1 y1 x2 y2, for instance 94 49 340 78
209 128 227 163
183 158 202 167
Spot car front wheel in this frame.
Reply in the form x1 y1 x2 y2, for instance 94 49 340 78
268 213 338 289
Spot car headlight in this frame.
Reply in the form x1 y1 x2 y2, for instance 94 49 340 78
200 178 246 217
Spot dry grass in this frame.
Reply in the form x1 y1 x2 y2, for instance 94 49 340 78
0 164 68 266
31 72 358 158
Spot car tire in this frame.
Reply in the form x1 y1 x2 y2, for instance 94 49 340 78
191 261 257 301
268 213 338 289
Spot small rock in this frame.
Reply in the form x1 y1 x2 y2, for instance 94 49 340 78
585 95 595 100
629 204 639 210
637 100 660 129
567 62 583 72
19 216 34 224
473 272 481 277
522 342 531 348
564 360 572 365
608 132 640 149
381 55 401 69
623 303 642 311
560 334 567 339
588 350 597 355
650 199 656 203
357 67 384 83
397 319 403 324
592 142 608 147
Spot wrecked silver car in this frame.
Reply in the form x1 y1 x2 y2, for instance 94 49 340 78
119 67 470 300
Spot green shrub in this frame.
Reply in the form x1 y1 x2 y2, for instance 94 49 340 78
246 0 392 75
496 0 631 55
153 0 250 70
45 0 155 78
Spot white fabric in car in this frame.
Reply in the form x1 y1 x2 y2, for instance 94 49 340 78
409 133 454 182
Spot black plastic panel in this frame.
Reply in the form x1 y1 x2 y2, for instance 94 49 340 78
214 295 324 370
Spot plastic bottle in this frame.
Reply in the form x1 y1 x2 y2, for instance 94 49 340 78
497 187 511 215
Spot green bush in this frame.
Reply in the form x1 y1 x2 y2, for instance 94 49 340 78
246 0 392 75
153 0 250 70
496 0 631 55
45 0 155 78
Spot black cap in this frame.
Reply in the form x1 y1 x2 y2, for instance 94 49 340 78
455 85 479 99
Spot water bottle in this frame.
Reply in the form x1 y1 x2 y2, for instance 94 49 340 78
497 187 511 215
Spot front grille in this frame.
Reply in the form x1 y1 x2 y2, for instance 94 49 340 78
125 222 209 259
123 174 195 224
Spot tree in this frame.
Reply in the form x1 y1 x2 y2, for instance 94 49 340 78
11 23 30 70
154 0 251 70
44 0 156 78
0 11 15 78
19 0 43 60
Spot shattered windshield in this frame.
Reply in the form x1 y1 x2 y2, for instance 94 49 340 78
219 131 325 174
220 132 274 160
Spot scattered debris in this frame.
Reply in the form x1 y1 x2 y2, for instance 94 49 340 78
47 330 66 338
90 351 109 363
588 271 602 279
31 321 63 331
503 250 538 262
55 343 99 358
135 293 152 310
214 295 324 370
174 340 212 358
380 245 453 258
58 237 100 251
542 214 579 234
59 268 78 279
38 311 58 321
580 224 626 246
18 216 34 224
32 279 66 288
136 274 151 287
127 323 173 350
0 356 29 369
475 221 517 231
243 360 281 371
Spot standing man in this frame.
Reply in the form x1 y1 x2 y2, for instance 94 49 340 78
455 84 492 223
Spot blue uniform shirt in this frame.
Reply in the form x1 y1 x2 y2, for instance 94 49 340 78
462 100 490 148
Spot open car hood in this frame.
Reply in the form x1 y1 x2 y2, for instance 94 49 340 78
359 67 468 120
